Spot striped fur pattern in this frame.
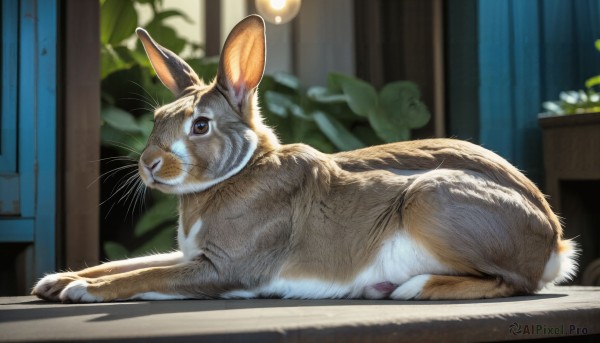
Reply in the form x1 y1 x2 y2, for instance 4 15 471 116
33 15 577 303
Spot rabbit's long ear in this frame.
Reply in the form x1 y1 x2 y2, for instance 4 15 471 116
136 28 201 97
217 15 266 111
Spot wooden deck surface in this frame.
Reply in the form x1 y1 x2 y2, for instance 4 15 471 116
0 286 598 342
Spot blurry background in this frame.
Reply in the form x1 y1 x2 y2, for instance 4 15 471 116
1 0 599 295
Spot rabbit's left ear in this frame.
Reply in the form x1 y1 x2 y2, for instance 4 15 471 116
136 28 202 97
217 15 266 111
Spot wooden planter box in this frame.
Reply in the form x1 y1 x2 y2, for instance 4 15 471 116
539 112 600 285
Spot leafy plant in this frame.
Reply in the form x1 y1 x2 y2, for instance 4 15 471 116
542 90 600 116
99 0 431 260
542 39 600 115
259 72 431 153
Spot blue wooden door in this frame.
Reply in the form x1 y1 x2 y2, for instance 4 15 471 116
0 0 57 286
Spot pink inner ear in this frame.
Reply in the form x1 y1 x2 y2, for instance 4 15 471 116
221 17 265 108
231 78 246 106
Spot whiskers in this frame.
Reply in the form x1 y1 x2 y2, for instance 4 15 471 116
91 145 148 220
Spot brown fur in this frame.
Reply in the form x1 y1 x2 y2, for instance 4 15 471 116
419 275 516 300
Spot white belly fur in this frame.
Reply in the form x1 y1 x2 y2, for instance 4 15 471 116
224 229 454 299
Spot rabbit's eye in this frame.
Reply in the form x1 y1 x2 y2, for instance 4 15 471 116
192 117 210 135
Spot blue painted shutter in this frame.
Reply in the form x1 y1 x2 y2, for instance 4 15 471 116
0 0 57 282
0 0 19 215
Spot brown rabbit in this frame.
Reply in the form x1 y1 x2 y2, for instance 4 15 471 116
33 15 576 303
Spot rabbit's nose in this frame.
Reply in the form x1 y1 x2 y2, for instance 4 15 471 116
144 158 162 172
150 159 161 170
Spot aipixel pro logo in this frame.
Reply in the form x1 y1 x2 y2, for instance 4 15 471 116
509 322 588 336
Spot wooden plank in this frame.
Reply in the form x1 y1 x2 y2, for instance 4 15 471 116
478 0 514 161
0 287 598 342
63 0 100 270
33 0 57 279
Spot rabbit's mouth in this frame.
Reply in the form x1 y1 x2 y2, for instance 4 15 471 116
141 172 183 191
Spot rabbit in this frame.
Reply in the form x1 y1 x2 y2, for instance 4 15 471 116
32 15 577 303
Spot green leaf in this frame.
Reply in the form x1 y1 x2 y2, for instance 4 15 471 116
101 45 136 79
378 81 431 129
101 105 142 132
288 102 310 119
307 86 349 104
327 73 377 117
264 91 291 117
101 0 138 45
103 241 130 260
272 72 300 90
134 197 178 237
585 75 600 89
312 111 365 151
368 107 411 142
153 9 194 24
264 91 310 119
595 39 600 52
542 101 564 115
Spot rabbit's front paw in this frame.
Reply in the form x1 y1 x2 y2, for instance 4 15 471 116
32 273 81 302
59 280 104 303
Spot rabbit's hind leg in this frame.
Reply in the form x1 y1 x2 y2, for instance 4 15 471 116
390 274 516 300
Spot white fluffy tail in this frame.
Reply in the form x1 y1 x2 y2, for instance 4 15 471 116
538 239 579 289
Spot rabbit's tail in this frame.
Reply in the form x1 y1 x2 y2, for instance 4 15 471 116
538 239 579 289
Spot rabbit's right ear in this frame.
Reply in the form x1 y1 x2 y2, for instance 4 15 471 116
217 15 266 112
136 28 201 97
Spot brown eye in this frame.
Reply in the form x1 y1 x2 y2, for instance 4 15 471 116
192 117 210 135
